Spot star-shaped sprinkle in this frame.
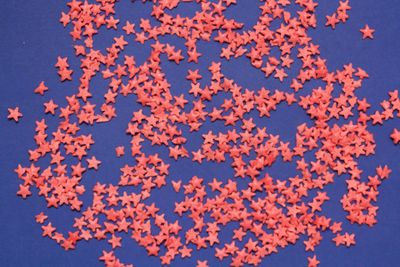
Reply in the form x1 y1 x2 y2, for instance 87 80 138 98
34 81 48 95
8 107 23 122
360 24 375 39
390 128 400 144
308 255 320 267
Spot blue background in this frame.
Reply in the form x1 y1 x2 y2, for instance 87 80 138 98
1 0 400 266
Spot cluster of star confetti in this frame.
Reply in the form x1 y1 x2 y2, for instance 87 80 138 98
10 1 400 267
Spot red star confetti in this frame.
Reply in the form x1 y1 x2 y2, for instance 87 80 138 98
390 128 400 144
360 24 375 39
8 107 23 122
34 81 48 95
9 1 400 267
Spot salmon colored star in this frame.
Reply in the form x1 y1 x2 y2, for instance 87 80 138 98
87 156 101 170
34 81 48 95
390 128 400 144
44 100 58 115
360 24 375 39
308 255 320 267
8 107 23 122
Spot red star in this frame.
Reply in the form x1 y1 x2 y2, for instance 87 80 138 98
360 24 375 39
307 255 320 267
390 128 400 144
7 107 23 122
34 81 48 95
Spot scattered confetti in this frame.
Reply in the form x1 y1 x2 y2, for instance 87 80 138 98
11 0 399 266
